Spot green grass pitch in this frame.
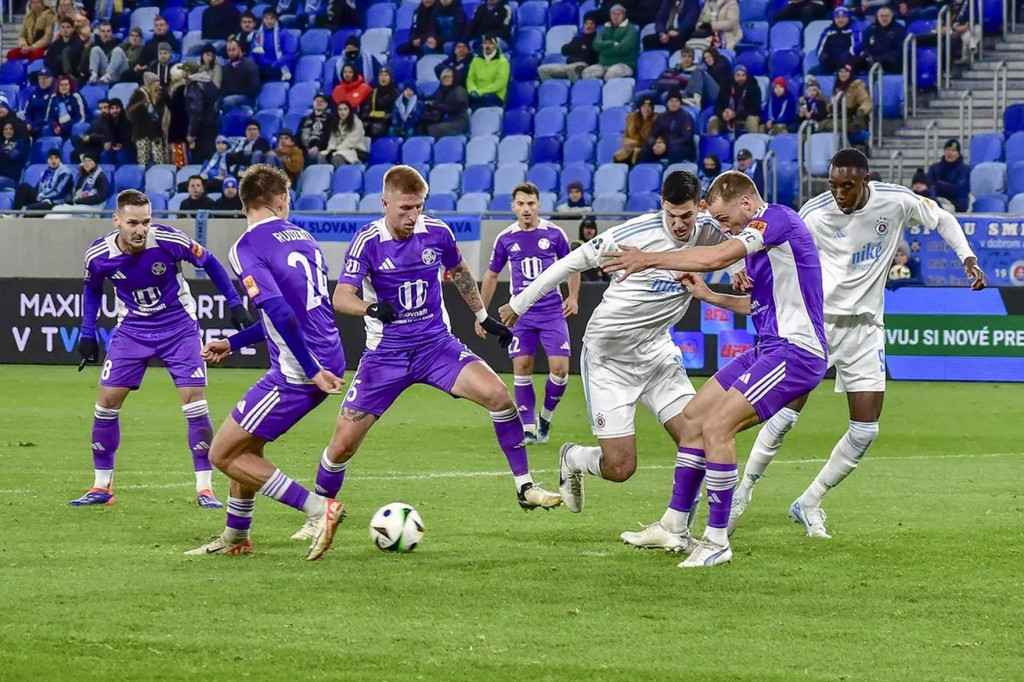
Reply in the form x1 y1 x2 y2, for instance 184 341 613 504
0 365 1022 681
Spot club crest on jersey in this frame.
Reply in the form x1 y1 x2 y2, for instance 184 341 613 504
595 413 606 428
538 237 551 250
874 217 890 236
151 262 167 275
421 249 437 265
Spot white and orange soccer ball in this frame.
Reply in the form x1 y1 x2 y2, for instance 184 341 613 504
369 503 424 553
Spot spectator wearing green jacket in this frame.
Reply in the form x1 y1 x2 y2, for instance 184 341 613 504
466 36 510 108
582 4 638 81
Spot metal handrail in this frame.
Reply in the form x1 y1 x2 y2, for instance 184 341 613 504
762 149 777 204
903 33 918 120
993 60 1008 129
888 149 905 185
830 91 847 152
937 5 952 92
923 119 939 163
958 90 974 162
796 118 816 206
968 0 984 61
867 62 883 149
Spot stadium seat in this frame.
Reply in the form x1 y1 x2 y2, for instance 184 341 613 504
416 54 447 83
546 26 578 59
594 163 628 195
425 192 457 212
534 107 567 138
511 56 540 82
806 132 834 176
734 133 770 161
571 78 603 108
602 78 635 109
769 133 799 163
567 106 599 136
915 48 937 90
32 137 62 164
527 163 559 193
145 165 176 195
498 135 531 165
254 110 283 138
187 6 206 32
972 195 1007 213
114 165 145 192
434 136 465 164
331 28 362 55
1008 192 1024 214
507 81 538 109
327 193 359 211
770 20 802 50
493 163 527 195
627 192 660 212
130 6 160 31
593 193 627 213
597 107 629 138
489 193 512 212
294 55 326 83
503 108 534 135
168 193 189 212
109 82 138 106
564 134 596 164
402 136 433 165
596 136 620 165
970 133 1004 167
560 163 593 192
295 194 326 211
470 107 503 137
453 192 488 213
970 162 1006 196
737 49 768 77
176 165 203 187
874 75 904 119
466 136 498 165
0 85 19 110
429 163 462 194
364 164 390 194
370 137 402 165
365 4 395 29
299 165 333 196
629 164 662 194
416 80 439 98
393 2 416 30
283 112 304 133
531 136 562 164
287 82 319 112
359 193 383 211
220 109 251 137
1005 104 1024 136
181 31 205 57
333 165 364 194
361 28 393 59
769 49 802 79
514 27 545 57
1006 132 1024 164
700 136 733 164
301 29 332 56
461 165 494 193
59 138 74 164
538 80 570 109
388 55 416 85
738 21 770 49
636 51 668 89
149 194 168 212
740 0 770 21
0 61 26 86
518 0 548 26
80 84 109 114
21 164 47 188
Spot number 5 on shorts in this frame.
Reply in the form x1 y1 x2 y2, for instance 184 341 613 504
877 349 885 373
345 379 362 403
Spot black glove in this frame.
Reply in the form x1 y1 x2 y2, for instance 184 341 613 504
366 301 398 323
480 316 514 349
78 335 99 371
229 304 254 331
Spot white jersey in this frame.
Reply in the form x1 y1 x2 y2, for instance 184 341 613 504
509 211 735 361
801 182 975 325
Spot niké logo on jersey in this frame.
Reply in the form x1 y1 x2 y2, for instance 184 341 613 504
851 242 884 271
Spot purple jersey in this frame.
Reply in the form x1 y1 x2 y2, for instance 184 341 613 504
338 215 462 351
735 204 827 359
488 220 570 323
228 217 345 383
83 224 211 337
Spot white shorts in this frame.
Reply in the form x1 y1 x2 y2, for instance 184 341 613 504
580 340 696 439
825 315 886 394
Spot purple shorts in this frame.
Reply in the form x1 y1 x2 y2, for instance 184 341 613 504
101 322 206 389
344 335 480 417
509 314 571 359
713 340 827 422
231 371 330 442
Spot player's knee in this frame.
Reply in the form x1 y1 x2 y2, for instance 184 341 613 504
702 415 735 450
327 435 360 462
550 367 568 380
208 443 233 471
481 383 514 412
602 456 636 482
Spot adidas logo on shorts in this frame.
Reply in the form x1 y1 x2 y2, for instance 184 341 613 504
190 368 206 379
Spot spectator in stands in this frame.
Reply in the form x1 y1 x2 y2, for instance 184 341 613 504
583 4 638 81
0 94 30 144
702 45 733 95
166 64 191 167
324 102 367 166
185 66 221 163
896 0 927 25
53 0 76 37
910 167 933 198
113 27 146 82
699 152 722 193
927 139 969 213
220 39 261 110
466 36 509 108
708 63 761 136
686 0 742 51
735 148 765 194
251 9 292 82
644 0 700 52
886 240 923 289
148 43 177 88
436 0 468 48
277 0 330 29
467 0 513 48
571 217 611 282
86 21 119 84
44 18 79 78
9 0 55 62
362 67 399 139
213 177 243 214
435 39 473 86
556 180 592 215
797 76 830 125
398 0 441 57
820 62 872 135
98 98 132 166
180 175 216 214
25 69 56 139
421 67 469 137
195 135 231 192
44 75 87 138
126 72 166 166
203 0 242 42
14 148 73 211
773 0 830 23
639 90 696 163
653 46 717 108
332 64 372 110
614 95 657 165
198 45 224 89
232 12 258 55
392 82 423 137
339 35 381 81
812 7 855 75
323 0 359 28
537 12 598 82
227 120 271 174
857 5 906 74
0 123 29 191
94 0 129 31
69 12 94 83
299 94 334 164
764 77 797 133
267 129 305 181
140 16 181 67
67 151 110 207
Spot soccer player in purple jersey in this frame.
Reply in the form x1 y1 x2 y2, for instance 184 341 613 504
293 165 560 538
185 165 347 560
478 182 580 445
603 172 828 567
71 189 252 509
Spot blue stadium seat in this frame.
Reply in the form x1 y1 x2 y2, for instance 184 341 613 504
395 3 417 31
388 55 416 85
493 163 527 194
571 78 603 108
299 165 333 196
916 48 937 90
181 31 205 57
567 106 599 135
970 133 1004 167
220 109 251 137
466 136 498 165
434 136 465 164
331 28 362 55
802 49 820 75
149 194 168 212
187 6 206 32
0 85 19 110
333 165 364 193
737 49 768 77
534 107 567 137
772 161 800 207
549 0 577 26
514 27 545 57
700 136 733 163
602 78 635 109
627 192 660 212
416 54 447 82
364 164 391 194
255 110 283 138
972 195 1007 213
80 84 109 114
294 55 326 83
738 21 770 49
769 133 799 163
425 192 457 212
560 163 593 192
970 162 1006 196
593 193 626 213
527 163 559 193
402 136 433 165
114 165 145 192
471 107 503 137
283 112 304 133
769 49 802 79
531 136 562 164
327 193 359 211
734 133 770 160
594 163 628 194
539 192 557 213
875 75 904 119
370 137 402 165
461 164 494 193
145 165 176 195
22 164 47 188
1005 132 1024 164
1007 163 1024 197
456 193 490 213
130 6 160 31
503 108 534 135
416 80 439 98
518 1 548 26
32 137 62 164
429 163 462 194
109 82 138 106
806 132 834 176
545 24 578 55
0 60 26 85
498 135 531 164
168 193 189 212
361 28 393 58
289 83 320 113
596 136 620 165
489 193 513 211
740 0 770 21
60 138 74 164
538 80 571 109
507 81 538 109
301 29 332 56
359 193 384 211
366 4 395 29
512 56 540 81
1008 192 1024 214
564 134 596 164
803 19 831 53
295 194 326 211
628 164 662 194
599 107 629 137
176 165 203 186
1005 104 1024 137
636 51 668 89
770 20 802 50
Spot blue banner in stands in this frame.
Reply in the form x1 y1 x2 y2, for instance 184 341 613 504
193 209 209 279
289 214 482 242
909 216 1024 287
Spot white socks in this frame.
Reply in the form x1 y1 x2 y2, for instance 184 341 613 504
513 473 534 491
660 508 689 534
564 444 604 478
800 420 879 507
93 469 113 490
740 407 800 490
195 469 213 492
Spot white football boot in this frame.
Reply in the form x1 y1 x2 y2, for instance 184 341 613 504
727 484 753 537
678 535 732 568
518 482 563 510
290 517 317 541
558 443 584 513
789 500 831 538
184 533 253 556
620 522 698 554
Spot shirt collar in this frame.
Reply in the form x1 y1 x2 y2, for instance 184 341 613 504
377 215 427 241
246 215 279 232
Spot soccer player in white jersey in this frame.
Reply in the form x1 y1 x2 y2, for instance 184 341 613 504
478 182 580 444
498 170 739 550
729 148 986 539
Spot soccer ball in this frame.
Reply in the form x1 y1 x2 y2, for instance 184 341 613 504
888 264 911 281
369 503 424 552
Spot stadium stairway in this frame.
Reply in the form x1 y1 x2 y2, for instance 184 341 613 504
873 28 1024 184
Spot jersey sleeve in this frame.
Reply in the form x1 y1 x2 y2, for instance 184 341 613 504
905 193 977 263
229 237 283 306
337 229 372 289
438 223 463 270
736 216 772 254
902 191 942 230
154 225 207 267
487 233 508 273
553 227 571 258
